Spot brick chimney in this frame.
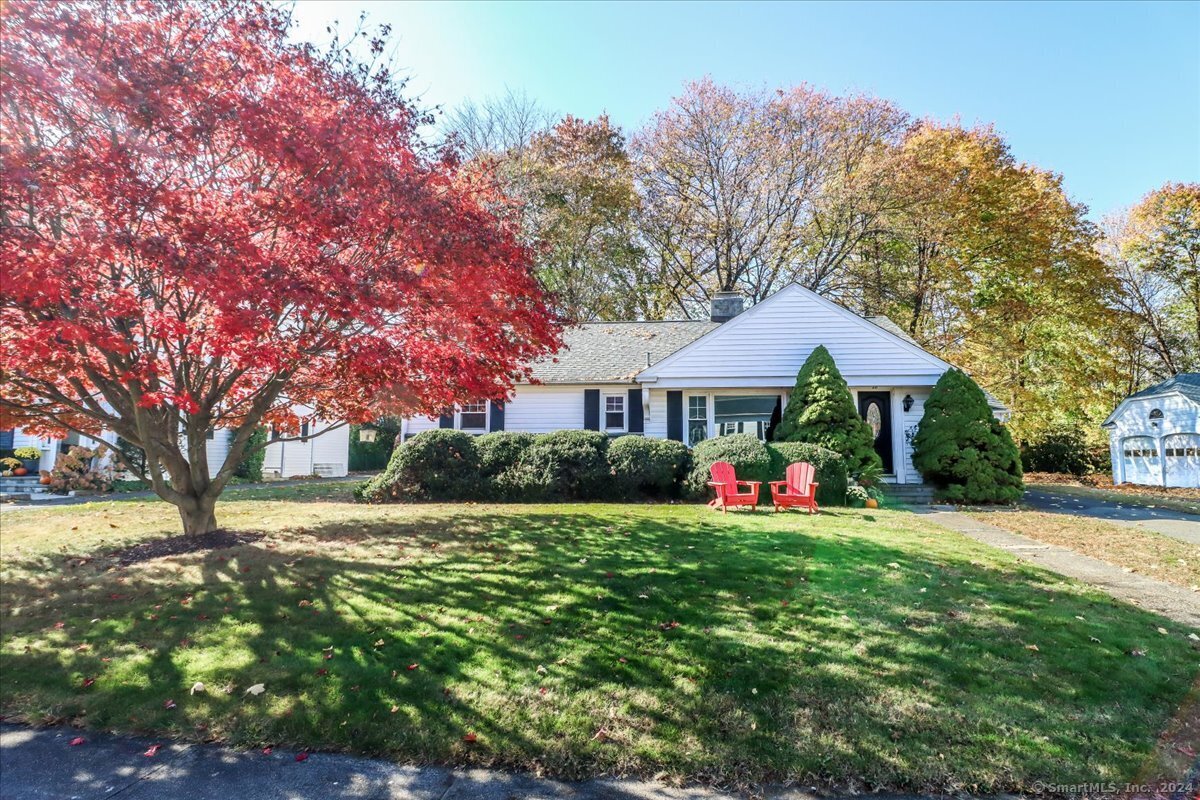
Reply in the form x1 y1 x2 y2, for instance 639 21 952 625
710 291 744 323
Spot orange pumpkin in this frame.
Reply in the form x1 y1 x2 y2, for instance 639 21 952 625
12 467 28 476
864 498 879 509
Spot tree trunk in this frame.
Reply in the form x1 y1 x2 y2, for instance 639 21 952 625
178 496 219 536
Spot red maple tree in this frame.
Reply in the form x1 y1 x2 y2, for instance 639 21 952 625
0 0 560 533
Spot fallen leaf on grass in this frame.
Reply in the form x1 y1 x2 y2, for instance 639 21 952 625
190 682 205 695
244 683 266 696
262 747 273 755
144 744 161 757
295 752 308 762
1157 627 1169 635
407 663 419 671
163 700 176 710
1025 644 1039 652
69 737 85 746
82 677 95 688
462 733 477 743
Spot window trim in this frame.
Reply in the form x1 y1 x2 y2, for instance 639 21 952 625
603 393 627 433
688 391 785 443
457 401 489 433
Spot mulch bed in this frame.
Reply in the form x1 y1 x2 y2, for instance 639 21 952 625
111 530 263 566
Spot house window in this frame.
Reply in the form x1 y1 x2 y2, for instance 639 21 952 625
604 394 626 431
688 396 708 446
459 401 487 431
714 395 776 441
206 428 215 440
300 422 310 442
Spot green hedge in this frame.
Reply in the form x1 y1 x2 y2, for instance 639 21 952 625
359 429 845 505
349 421 400 471
608 436 691 498
765 442 848 506
686 434 772 497
686 434 848 505
505 430 611 501
356 429 480 502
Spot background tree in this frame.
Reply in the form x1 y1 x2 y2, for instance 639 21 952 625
853 123 1121 446
0 0 560 535
518 116 644 321
912 369 1023 503
444 88 557 161
1106 183 1200 377
772 346 881 477
632 79 907 317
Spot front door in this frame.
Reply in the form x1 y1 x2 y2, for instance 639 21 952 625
857 391 893 474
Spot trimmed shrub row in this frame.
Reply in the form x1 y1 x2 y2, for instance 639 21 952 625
688 433 848 506
357 429 848 505
356 429 692 503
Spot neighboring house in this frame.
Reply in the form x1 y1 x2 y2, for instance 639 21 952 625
1102 373 1200 488
1 407 350 479
402 284 1008 485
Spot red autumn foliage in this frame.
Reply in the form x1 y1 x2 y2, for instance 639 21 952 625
0 0 560 534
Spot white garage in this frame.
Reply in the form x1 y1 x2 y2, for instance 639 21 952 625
1103 373 1200 488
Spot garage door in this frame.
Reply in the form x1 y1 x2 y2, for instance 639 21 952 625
1163 433 1200 488
1121 436 1162 485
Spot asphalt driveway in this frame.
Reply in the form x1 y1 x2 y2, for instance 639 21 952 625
1024 487 1200 546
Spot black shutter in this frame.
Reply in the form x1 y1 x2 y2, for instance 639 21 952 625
489 401 505 432
0 429 13 450
765 395 783 441
627 388 644 434
667 391 683 442
438 413 454 429
583 389 600 431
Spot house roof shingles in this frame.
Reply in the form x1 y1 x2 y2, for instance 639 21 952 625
527 320 718 384
1128 373 1200 405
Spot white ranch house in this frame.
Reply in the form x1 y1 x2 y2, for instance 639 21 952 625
402 284 1007 485
2 407 349 481
1103 373 1200 488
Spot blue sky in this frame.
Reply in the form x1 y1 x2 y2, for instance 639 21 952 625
289 0 1199 218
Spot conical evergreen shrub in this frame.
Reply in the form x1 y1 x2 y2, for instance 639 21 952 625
912 369 1023 503
772 345 881 477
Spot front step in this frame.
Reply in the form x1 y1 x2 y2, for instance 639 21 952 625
0 476 51 499
882 483 936 504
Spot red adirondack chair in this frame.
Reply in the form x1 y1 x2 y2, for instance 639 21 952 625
707 460 761 513
769 462 820 514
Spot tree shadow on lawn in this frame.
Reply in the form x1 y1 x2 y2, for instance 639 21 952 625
2 507 1198 793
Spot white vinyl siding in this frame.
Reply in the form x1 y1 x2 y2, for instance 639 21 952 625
262 416 350 478
639 285 947 388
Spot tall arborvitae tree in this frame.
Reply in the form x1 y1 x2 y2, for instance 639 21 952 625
773 346 881 477
912 369 1023 504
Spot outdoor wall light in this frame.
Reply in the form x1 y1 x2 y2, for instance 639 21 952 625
903 394 914 413
358 425 378 443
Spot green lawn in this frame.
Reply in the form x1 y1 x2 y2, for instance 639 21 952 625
1 486 1197 793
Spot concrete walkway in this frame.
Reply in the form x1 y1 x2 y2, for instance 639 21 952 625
917 508 1200 628
1023 487 1200 546
0 723 912 800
